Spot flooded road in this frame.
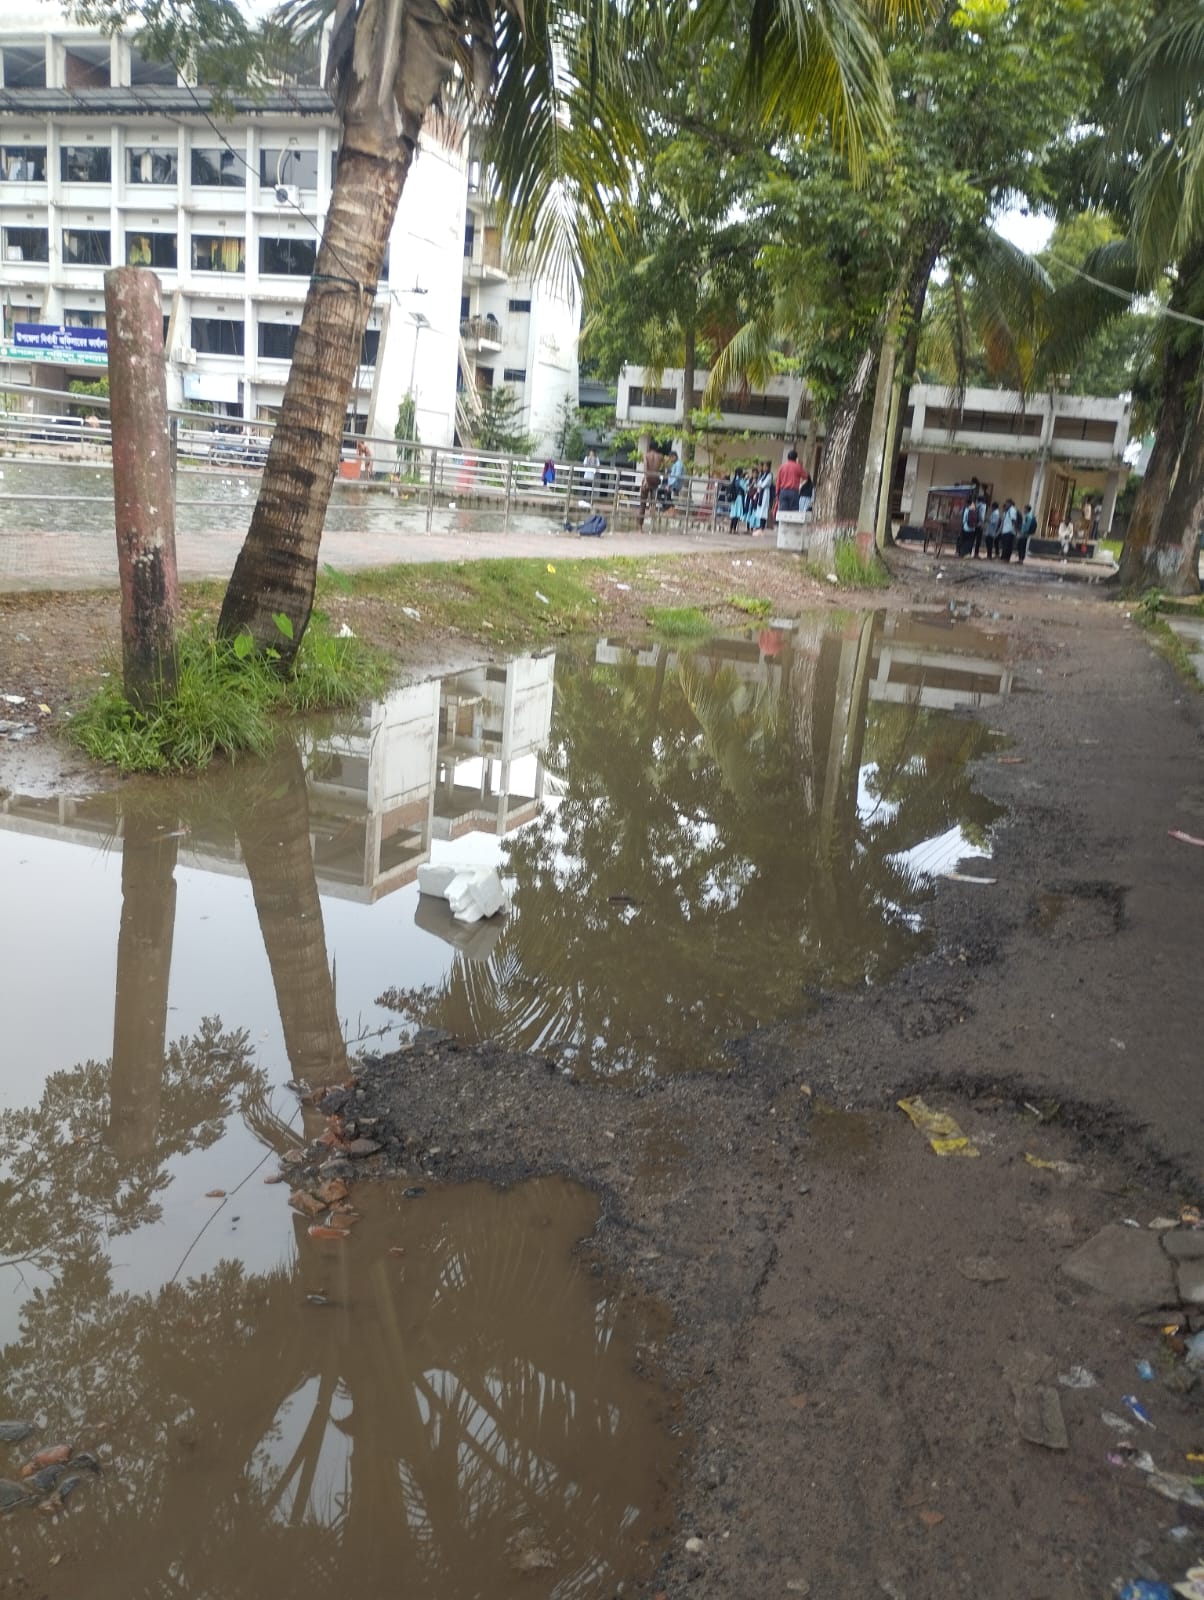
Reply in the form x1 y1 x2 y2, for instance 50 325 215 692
0 608 1010 1591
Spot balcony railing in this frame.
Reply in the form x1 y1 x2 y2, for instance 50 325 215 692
459 315 504 348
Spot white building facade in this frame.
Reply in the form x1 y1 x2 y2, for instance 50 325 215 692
0 6 579 454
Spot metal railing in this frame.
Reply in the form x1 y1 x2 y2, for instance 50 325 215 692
458 315 504 346
0 392 743 537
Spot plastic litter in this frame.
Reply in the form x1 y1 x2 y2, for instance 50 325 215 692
1174 1568 1204 1599
1169 830 1204 848
1024 1153 1077 1175
943 872 998 884
1057 1366 1099 1389
897 1096 980 1158
1118 1583 1174 1599
1138 1359 1157 1381
1185 1332 1204 1370
1103 1410 1137 1435
1134 1453 1204 1509
417 861 510 925
535 590 550 605
1125 1396 1156 1428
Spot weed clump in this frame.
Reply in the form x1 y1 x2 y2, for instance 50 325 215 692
645 605 714 638
69 614 391 773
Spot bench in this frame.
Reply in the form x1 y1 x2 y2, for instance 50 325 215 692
1028 537 1099 562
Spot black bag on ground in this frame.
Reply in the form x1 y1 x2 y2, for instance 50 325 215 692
578 514 607 537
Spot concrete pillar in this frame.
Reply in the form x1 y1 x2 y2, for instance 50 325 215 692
1099 466 1123 534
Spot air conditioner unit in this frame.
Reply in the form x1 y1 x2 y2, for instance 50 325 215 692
173 345 197 366
274 184 300 207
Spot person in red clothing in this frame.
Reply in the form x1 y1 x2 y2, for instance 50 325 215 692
775 449 805 512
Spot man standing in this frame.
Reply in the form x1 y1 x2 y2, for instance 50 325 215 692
1017 503 1037 563
638 440 662 527
776 449 805 512
999 499 1018 562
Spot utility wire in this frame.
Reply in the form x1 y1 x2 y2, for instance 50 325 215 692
1043 251 1204 330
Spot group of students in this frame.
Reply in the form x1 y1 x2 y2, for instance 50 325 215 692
723 450 814 535
958 481 1037 563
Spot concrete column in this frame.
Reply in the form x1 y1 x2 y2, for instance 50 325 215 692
1099 466 1123 534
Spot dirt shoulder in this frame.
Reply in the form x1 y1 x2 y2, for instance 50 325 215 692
8 542 1204 1595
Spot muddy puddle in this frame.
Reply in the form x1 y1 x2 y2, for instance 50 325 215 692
0 607 1010 1588
0 1175 677 1597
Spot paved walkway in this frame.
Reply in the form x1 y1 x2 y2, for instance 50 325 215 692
0 518 757 592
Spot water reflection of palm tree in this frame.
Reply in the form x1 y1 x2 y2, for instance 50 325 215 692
384 618 999 1075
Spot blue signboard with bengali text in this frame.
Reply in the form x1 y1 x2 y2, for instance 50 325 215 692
3 322 109 365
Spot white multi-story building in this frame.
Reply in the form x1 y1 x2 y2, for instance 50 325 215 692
0 5 579 454
459 177 579 453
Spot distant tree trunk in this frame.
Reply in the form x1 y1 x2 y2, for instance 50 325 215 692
109 810 179 1159
235 742 349 1082
682 318 697 465
218 0 448 659
1116 331 1203 595
103 267 179 706
812 345 878 528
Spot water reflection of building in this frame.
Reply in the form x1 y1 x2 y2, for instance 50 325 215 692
596 610 1012 712
0 653 557 901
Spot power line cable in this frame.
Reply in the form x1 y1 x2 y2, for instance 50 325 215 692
1043 251 1204 330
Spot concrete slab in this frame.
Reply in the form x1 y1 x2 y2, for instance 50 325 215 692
1060 1223 1177 1308
1177 1261 1204 1305
1162 1228 1204 1262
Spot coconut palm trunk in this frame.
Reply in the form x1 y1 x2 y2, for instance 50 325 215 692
1116 330 1203 594
218 0 454 658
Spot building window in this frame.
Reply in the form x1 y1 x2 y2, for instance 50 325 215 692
259 236 316 276
192 318 245 356
192 235 245 273
127 147 178 185
191 147 245 188
464 219 475 259
627 385 677 409
360 329 380 366
0 145 47 182
62 228 111 266
64 309 105 329
3 226 48 262
259 147 319 190
258 322 297 359
503 367 527 383
127 231 177 269
129 47 176 86
508 298 531 313
1 45 47 88
61 146 111 183
63 44 110 88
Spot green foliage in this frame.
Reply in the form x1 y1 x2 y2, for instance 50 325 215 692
645 605 714 637
68 377 109 398
729 594 774 618
68 617 391 773
553 395 589 462
394 393 418 443
473 386 534 455
807 541 891 588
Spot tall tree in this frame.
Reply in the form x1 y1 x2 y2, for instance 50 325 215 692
85 0 913 660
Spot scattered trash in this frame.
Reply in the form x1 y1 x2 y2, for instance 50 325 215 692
1104 1411 1138 1439
1151 1217 1179 1230
1057 1366 1099 1389
417 861 509 925
1182 1207 1202 1228
1118 1583 1174 1599
957 1255 1010 1284
1169 1527 1193 1542
204 1189 226 1199
1123 1218 1143 1228
307 1224 350 1241
1138 1359 1157 1381
535 590 550 605
615 582 631 591
1174 1567 1204 1598
1169 830 1204 848
1109 1450 1132 1466
546 563 556 573
401 606 421 621
997 755 1026 765
684 1537 705 1555
897 1096 979 1157
1134 1452 1204 1509
403 1186 426 1199
1184 1332 1204 1371
1024 1153 1077 1175
2 694 25 705
336 623 356 638
825 573 838 585
943 872 998 884
1125 1395 1156 1428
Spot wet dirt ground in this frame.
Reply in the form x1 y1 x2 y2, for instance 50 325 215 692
2 547 1204 1596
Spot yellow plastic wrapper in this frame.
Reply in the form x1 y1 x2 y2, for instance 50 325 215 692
897 1096 980 1158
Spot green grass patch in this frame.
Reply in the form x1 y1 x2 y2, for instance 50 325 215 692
1132 590 1203 692
644 604 714 638
329 557 605 642
833 540 892 589
68 614 392 773
728 594 774 619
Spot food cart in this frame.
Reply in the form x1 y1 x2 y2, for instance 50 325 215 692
921 482 992 556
